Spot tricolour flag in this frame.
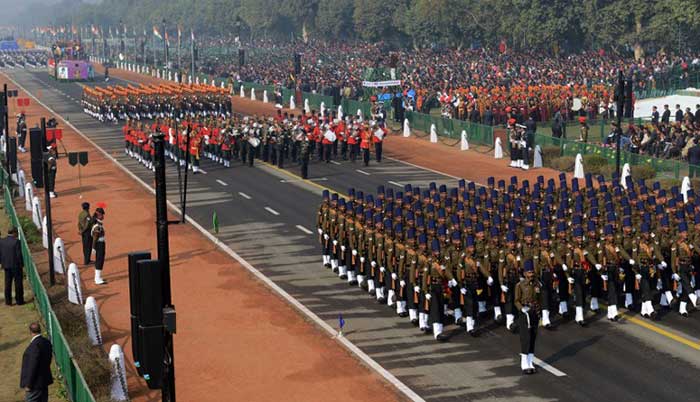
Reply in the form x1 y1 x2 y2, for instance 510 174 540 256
153 26 162 40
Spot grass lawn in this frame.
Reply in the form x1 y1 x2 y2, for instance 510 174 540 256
0 199 67 402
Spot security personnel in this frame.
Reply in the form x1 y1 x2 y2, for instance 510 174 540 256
515 259 542 375
77 202 92 265
91 205 107 285
46 148 58 198
16 113 27 152
300 136 310 179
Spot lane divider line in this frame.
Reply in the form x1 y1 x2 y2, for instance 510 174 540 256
388 180 404 187
356 169 370 176
532 357 567 377
216 179 228 186
264 206 280 216
295 225 313 234
238 192 252 199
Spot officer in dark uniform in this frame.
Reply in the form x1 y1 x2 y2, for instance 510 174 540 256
300 136 310 179
515 259 542 375
77 202 92 265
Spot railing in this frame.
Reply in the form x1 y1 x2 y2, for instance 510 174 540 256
1 168 96 402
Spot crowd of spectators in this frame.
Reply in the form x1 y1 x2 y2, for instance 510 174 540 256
194 38 700 125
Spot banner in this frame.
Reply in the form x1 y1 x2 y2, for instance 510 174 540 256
362 80 401 88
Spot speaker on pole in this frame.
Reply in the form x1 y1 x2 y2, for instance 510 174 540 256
29 127 45 187
7 137 17 174
128 251 152 376
294 53 301 75
238 48 245 67
135 258 165 389
624 79 634 119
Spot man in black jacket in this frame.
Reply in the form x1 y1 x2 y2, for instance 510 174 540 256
20 322 53 402
2 227 24 305
688 139 700 178
675 104 684 122
661 105 671 124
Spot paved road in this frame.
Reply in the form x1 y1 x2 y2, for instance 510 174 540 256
7 69 700 402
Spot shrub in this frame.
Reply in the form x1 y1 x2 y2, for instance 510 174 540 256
583 154 610 175
541 146 561 163
17 215 41 245
548 156 576 172
631 165 657 181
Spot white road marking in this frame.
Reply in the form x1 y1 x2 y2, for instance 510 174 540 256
356 169 370 176
295 225 313 234
383 155 488 188
330 160 341 165
238 192 252 199
388 180 404 187
533 357 567 377
197 168 207 174
216 179 228 186
264 206 280 216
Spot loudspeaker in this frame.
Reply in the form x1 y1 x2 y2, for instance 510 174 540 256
127 251 151 374
7 137 16 174
136 259 164 325
294 53 301 75
29 128 44 187
238 48 245 67
138 324 164 389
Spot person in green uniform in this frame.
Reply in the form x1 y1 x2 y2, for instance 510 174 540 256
515 259 542 375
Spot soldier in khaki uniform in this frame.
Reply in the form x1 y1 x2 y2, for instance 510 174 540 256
515 260 542 374
424 238 456 341
671 222 696 316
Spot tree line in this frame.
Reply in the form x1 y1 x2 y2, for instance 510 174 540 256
17 0 700 57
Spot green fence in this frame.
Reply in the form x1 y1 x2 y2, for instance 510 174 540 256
406 111 494 146
1 171 96 402
533 133 694 179
537 117 644 143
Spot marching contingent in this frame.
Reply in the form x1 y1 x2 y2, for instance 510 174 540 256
316 173 700 356
82 84 388 176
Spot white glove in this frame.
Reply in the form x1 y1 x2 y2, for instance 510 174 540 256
317 228 323 235
340 245 346 252
661 261 668 269
521 306 530 313
391 273 398 280
516 255 521 261
657 280 663 290
487 276 494 286
380 266 386 273
400 280 406 287
460 288 467 295
425 294 432 301
595 264 602 271
371 261 377 268
501 285 509 293
360 257 365 263
601 274 608 281
352 249 357 256
562 263 568 272
567 277 574 284
323 234 329 240
629 259 635 265
414 286 420 293
635 274 642 281
332 240 338 246
448 278 458 288
673 273 681 281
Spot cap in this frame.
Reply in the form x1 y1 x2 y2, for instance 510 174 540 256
431 238 440 252
524 259 534 272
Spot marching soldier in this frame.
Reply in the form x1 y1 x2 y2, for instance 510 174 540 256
601 224 631 321
425 238 456 341
460 235 491 335
515 259 542 375
635 222 664 318
671 222 696 316
499 231 522 331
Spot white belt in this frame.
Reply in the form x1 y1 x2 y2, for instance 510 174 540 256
98 237 105 242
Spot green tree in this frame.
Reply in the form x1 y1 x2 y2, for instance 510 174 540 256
315 0 354 38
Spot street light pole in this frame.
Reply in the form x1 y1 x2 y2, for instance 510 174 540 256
41 117 56 286
152 132 176 402
615 71 625 177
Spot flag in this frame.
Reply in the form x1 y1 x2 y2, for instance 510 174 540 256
338 313 345 330
212 211 219 233
164 30 169 46
190 29 195 42
178 26 182 41
153 26 162 40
